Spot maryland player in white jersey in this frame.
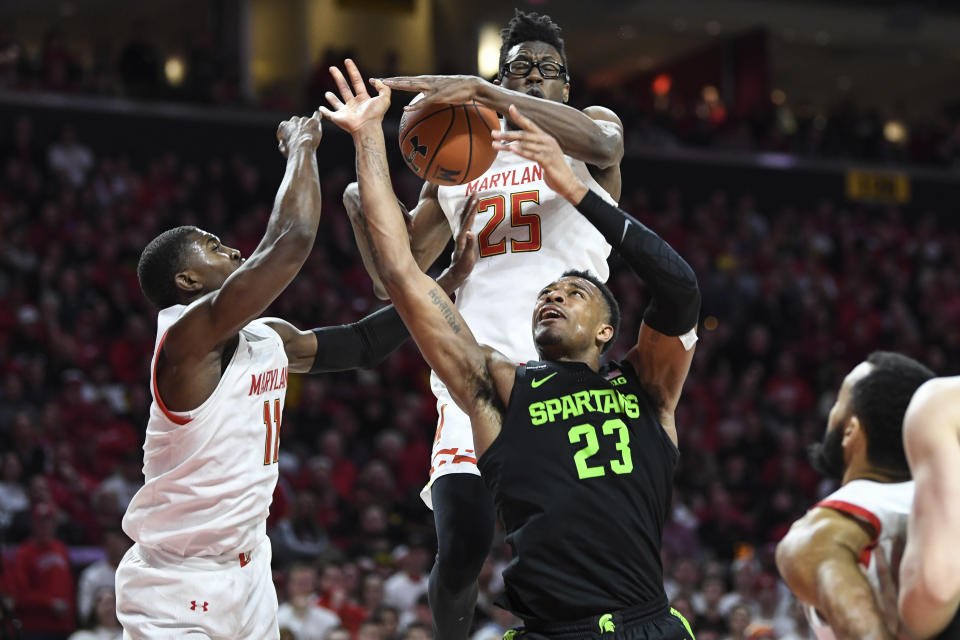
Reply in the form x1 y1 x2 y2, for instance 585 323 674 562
776 352 935 640
899 377 960 639
116 113 476 640
341 11 624 639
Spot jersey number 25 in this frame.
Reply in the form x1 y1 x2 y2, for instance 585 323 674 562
477 191 542 257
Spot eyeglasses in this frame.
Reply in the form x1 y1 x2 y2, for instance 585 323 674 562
501 58 567 80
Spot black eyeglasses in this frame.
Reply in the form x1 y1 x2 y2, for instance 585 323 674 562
501 58 567 80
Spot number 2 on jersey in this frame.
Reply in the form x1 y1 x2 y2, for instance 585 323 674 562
477 191 542 257
567 419 634 479
263 398 280 465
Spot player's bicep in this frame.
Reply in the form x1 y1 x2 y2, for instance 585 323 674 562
625 321 696 415
776 508 873 605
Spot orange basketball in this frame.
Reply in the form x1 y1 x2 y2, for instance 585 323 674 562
398 99 500 186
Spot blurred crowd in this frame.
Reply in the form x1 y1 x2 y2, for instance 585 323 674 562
4 25 960 168
1 101 959 640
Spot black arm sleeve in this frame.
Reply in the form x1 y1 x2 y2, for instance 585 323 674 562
309 304 410 373
574 189 700 336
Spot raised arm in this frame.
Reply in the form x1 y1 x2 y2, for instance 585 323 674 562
262 206 478 374
164 115 323 361
343 180 452 300
776 508 896 640
321 60 510 454
899 376 960 639
493 105 698 440
382 75 623 172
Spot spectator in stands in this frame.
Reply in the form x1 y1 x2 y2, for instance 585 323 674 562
47 126 93 188
67 587 121 640
383 540 429 617
9 502 75 640
75 529 130 626
370 606 400 640
276 564 341 640
0 452 29 537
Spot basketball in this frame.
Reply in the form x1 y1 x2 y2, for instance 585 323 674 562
398 99 500 186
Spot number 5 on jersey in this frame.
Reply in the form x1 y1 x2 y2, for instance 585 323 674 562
263 398 281 465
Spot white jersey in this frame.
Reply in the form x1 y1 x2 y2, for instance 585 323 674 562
804 479 914 640
122 304 288 557
436 146 615 363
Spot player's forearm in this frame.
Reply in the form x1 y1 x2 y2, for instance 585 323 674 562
816 559 895 640
900 552 960 638
573 189 699 335
344 189 392 300
310 305 408 372
353 125 421 290
259 146 322 256
476 82 621 167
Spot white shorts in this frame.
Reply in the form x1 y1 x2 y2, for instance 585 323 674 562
419 378 481 510
116 537 278 640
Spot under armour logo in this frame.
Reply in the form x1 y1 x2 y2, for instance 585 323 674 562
190 601 209 612
239 551 251 567
404 136 428 171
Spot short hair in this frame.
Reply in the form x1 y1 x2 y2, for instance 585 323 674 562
137 226 199 308
851 351 935 474
498 10 568 77
561 270 620 354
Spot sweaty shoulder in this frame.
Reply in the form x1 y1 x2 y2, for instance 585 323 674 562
583 105 623 130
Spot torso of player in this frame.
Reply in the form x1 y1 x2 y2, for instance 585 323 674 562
122 304 288 557
436 147 614 363
804 479 914 640
477 359 678 623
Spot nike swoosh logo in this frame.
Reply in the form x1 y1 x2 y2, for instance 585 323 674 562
531 372 557 388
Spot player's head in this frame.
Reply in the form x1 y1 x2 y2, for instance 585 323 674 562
810 351 934 480
496 10 569 105
137 226 243 308
532 270 620 360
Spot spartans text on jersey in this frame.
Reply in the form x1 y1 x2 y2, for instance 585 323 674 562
528 388 641 426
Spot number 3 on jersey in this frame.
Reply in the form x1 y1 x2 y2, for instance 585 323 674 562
568 419 634 479
263 398 281 465
477 191 542 257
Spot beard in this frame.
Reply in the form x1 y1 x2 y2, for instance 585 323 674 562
808 426 845 479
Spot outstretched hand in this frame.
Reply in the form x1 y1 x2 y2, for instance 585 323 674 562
319 59 391 135
382 74 483 112
492 104 587 203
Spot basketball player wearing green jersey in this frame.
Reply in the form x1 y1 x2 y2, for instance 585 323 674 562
320 60 698 639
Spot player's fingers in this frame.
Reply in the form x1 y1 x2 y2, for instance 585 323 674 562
382 76 424 90
459 194 479 232
328 66 354 100
369 78 391 99
508 104 544 134
324 91 345 110
318 106 336 121
344 59 368 96
404 93 439 111
491 129 524 142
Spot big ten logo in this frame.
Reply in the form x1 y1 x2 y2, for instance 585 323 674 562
609 376 627 387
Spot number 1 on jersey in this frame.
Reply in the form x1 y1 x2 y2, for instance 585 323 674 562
263 398 280 465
